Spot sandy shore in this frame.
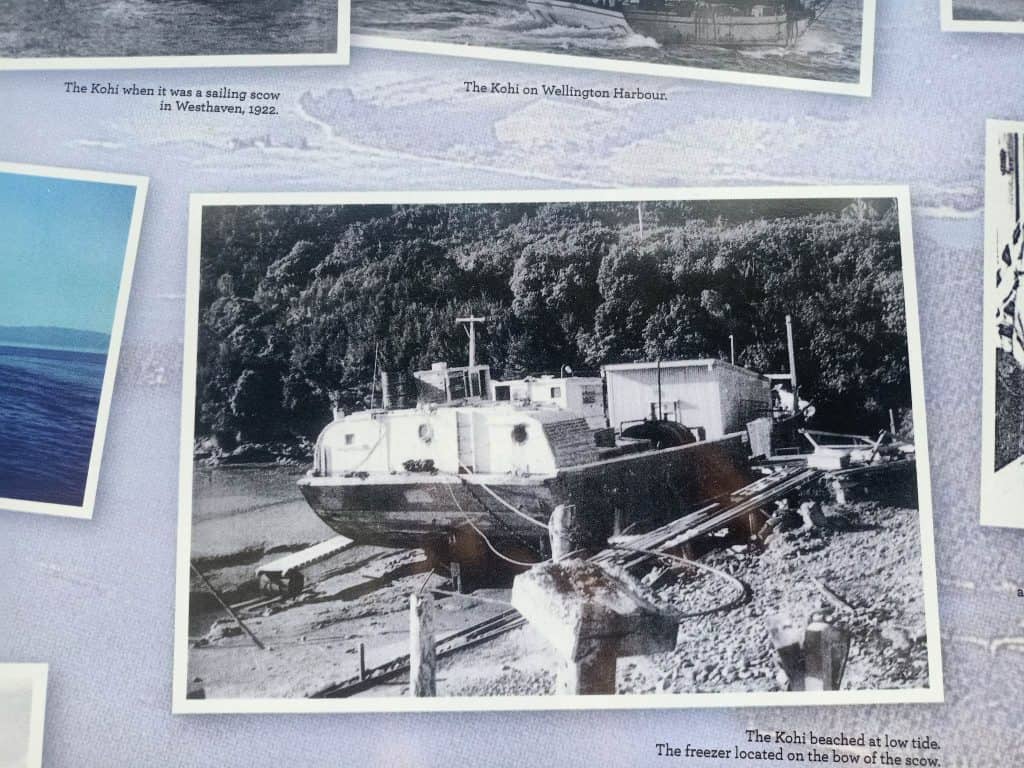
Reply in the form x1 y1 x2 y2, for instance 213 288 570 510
186 464 931 700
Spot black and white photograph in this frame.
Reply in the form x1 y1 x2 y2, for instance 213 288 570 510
942 0 1024 30
0 0 349 70
0 665 47 768
353 0 875 96
981 122 1024 528
174 187 941 713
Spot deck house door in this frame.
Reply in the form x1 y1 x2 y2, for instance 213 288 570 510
456 411 475 472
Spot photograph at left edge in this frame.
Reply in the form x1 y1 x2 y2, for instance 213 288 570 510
0 664 47 768
0 0 350 70
0 162 147 519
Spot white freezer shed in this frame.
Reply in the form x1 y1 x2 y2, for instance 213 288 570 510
602 359 772 440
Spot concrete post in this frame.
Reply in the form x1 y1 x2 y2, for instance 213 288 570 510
557 642 619 695
409 593 436 697
512 559 678 697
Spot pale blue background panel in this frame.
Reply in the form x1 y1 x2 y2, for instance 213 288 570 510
0 0 1021 765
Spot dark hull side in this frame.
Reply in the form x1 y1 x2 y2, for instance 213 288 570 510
624 11 812 47
525 0 811 47
299 434 752 554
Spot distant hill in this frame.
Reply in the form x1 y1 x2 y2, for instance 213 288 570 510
0 326 110 352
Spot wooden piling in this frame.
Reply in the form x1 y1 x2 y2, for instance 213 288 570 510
767 614 849 692
358 642 367 682
409 593 436 697
549 504 579 562
803 621 850 691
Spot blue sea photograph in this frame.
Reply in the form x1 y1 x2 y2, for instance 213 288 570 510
0 167 142 514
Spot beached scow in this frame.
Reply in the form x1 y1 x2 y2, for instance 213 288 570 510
353 0 875 96
0 163 146 519
0 0 349 70
981 122 1024 528
0 665 47 768
175 187 941 713
942 0 1024 31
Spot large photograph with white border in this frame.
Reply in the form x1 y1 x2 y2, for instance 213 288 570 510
353 0 876 97
0 0 350 71
174 186 941 713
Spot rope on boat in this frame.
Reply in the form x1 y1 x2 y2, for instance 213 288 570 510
445 482 546 568
608 544 750 621
455 464 550 531
806 0 838 31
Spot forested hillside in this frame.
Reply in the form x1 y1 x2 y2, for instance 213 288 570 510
196 199 911 448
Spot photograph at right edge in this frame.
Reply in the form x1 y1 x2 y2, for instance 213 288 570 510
982 121 1024 528
943 0 1024 31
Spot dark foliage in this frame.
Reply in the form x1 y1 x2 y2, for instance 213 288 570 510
196 199 910 444
995 349 1024 471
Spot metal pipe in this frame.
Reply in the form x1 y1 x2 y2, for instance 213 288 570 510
785 315 798 410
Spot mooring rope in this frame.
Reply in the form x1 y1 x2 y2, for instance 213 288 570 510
455 464 549 531
444 482 544 568
609 544 750 620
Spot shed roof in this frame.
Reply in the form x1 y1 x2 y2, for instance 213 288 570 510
601 358 767 382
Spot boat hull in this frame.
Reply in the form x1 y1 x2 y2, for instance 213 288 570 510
623 11 812 47
525 0 631 30
298 433 753 555
524 0 812 47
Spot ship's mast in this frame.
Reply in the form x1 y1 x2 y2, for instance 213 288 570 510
456 316 487 368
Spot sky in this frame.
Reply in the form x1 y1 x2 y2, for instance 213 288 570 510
0 171 137 334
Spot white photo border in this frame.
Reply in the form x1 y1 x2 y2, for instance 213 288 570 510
0 663 48 768
174 185 942 713
0 161 148 520
941 0 1024 33
0 1 349 71
352 0 876 98
981 120 1024 528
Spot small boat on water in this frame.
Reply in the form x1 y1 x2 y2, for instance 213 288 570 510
525 0 827 47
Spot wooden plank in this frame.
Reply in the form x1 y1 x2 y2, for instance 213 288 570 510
409 593 437 697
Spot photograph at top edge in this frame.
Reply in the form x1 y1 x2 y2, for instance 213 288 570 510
981 124 1024 528
0 0 348 69
0 163 145 519
176 190 940 711
942 0 1024 30
353 0 874 94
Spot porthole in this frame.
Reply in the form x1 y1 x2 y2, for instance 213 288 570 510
418 423 434 443
511 423 528 444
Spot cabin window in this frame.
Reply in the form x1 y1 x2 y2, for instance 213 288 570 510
511 423 529 444
582 387 597 404
344 433 355 446
550 386 562 398
495 385 511 401
418 423 433 443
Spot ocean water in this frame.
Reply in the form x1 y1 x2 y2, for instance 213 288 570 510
0 0 338 58
0 345 106 508
353 0 863 83
953 0 1024 21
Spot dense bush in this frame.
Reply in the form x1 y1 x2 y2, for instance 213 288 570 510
196 199 911 443
995 349 1024 471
